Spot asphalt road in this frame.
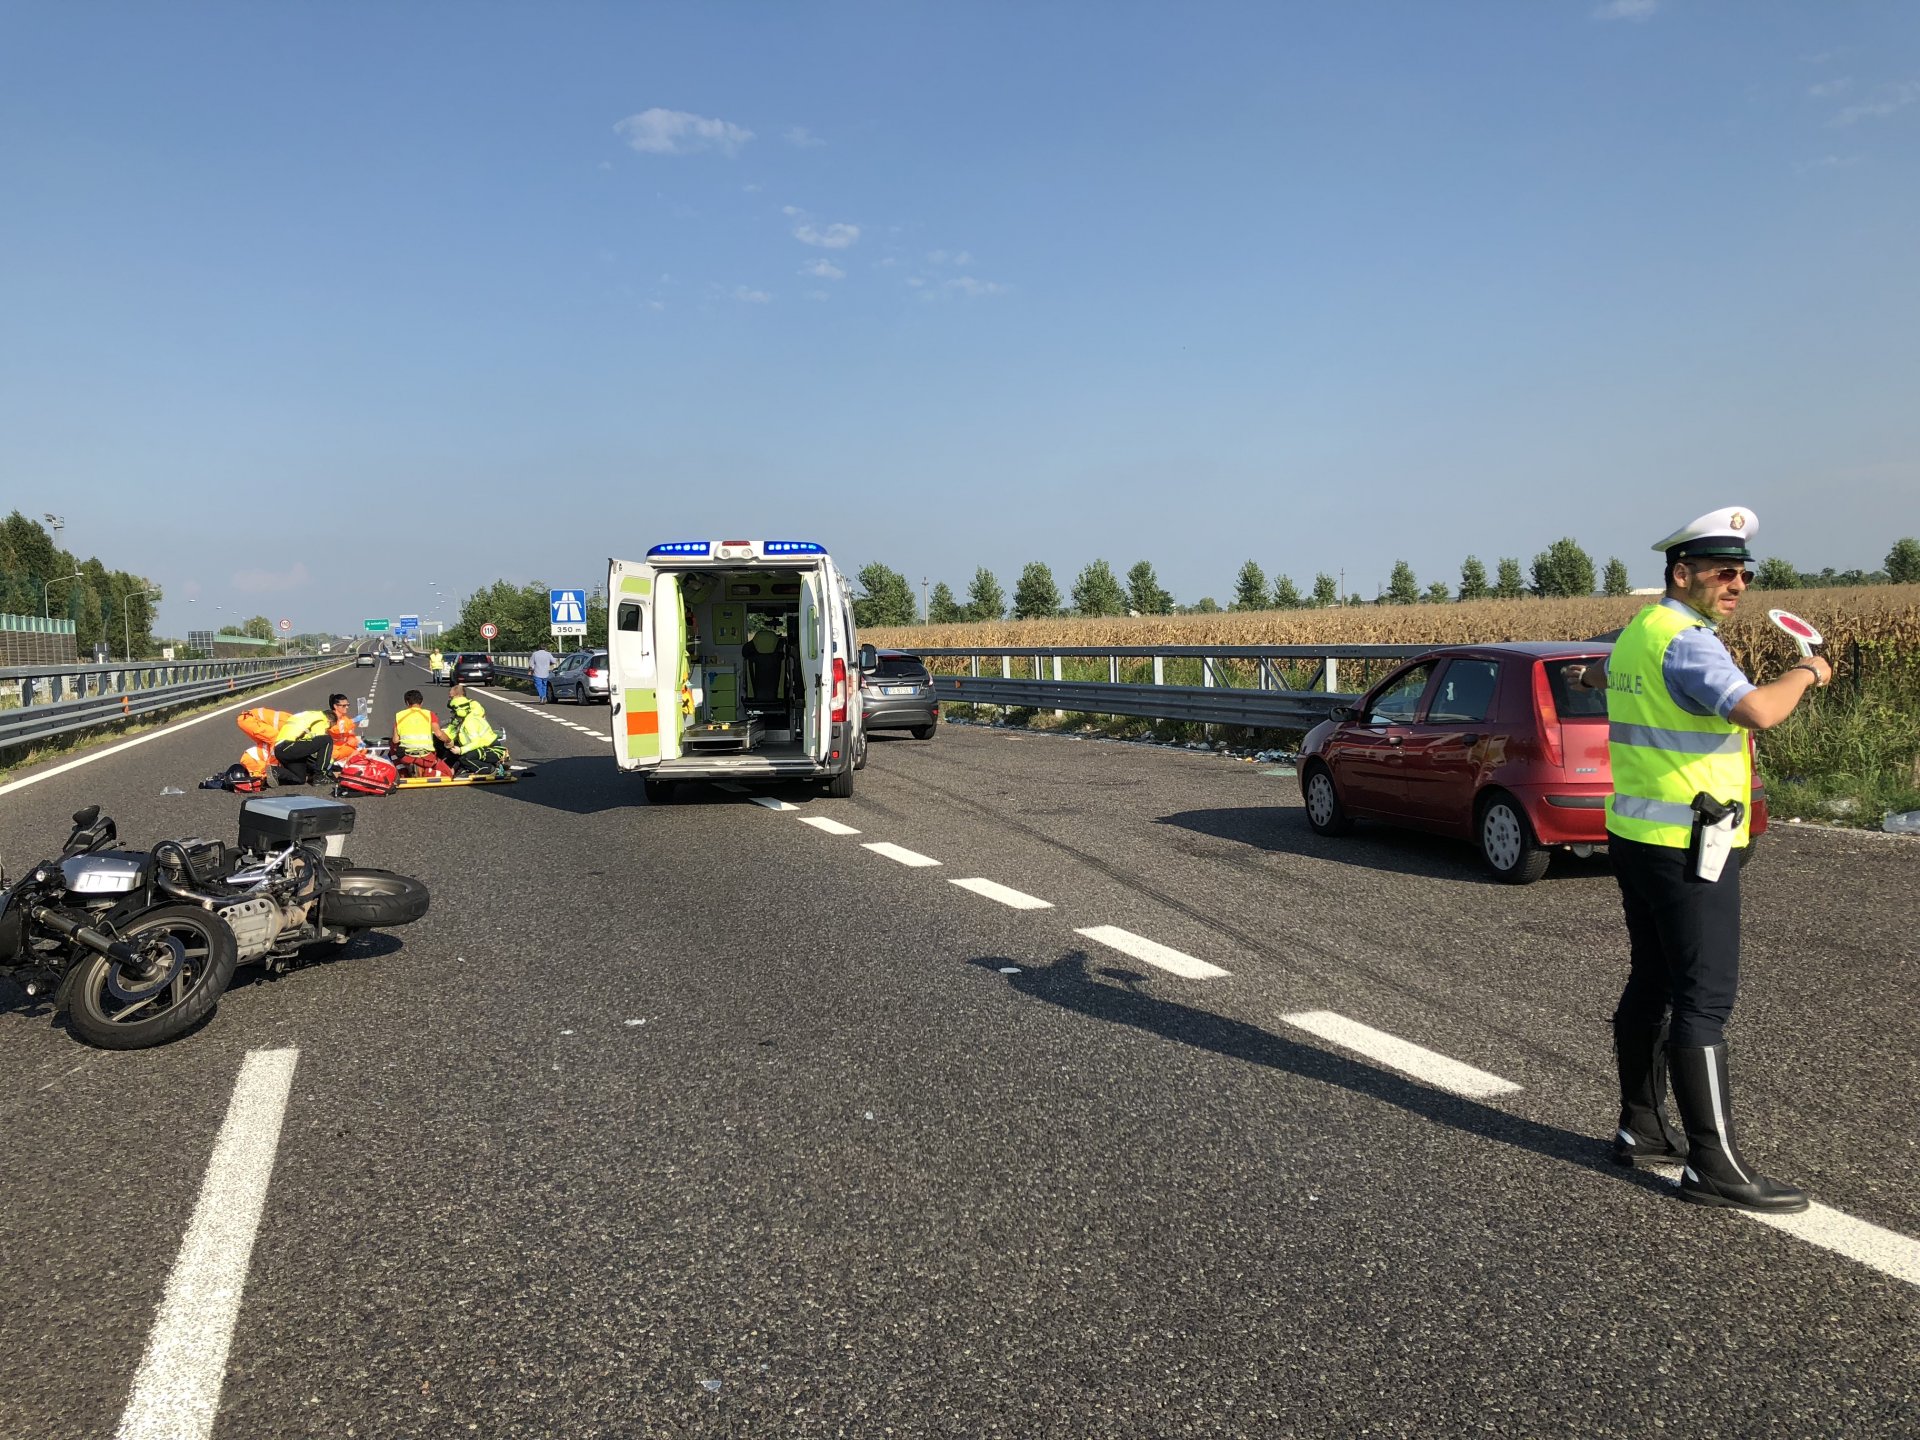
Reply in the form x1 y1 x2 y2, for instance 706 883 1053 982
2 659 1915 1438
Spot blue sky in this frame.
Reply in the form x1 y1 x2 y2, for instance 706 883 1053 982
4 1 1916 634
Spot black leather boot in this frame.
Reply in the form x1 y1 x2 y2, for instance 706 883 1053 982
1611 1019 1684 1166
1668 1043 1809 1213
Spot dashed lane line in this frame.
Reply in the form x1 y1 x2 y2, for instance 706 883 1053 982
1278 1010 1522 1100
1075 924 1231 981
863 841 942 868
114 1048 300 1440
950 877 1053 910
800 816 862 836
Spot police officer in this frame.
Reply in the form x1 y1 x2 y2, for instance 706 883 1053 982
1578 507 1829 1213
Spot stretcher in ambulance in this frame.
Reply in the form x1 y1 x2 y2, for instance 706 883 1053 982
607 541 872 804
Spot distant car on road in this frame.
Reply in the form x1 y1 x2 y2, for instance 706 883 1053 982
355 651 377 668
859 650 938 739
447 653 495 686
547 649 609 704
1297 641 1768 884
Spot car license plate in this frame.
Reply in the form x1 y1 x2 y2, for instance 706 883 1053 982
884 685 914 696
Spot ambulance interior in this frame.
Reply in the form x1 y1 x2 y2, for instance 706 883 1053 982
666 568 817 756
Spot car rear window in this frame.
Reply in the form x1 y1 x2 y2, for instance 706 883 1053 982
1545 657 1610 719
875 656 929 679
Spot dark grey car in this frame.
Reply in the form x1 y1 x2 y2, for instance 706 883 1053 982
859 650 938 739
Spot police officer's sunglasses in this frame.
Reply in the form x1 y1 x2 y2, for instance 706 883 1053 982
1688 565 1755 585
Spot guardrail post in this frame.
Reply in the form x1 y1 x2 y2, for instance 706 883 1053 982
1052 655 1064 718
1153 655 1164 686
1325 656 1338 693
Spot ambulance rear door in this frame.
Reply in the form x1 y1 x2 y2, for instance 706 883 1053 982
798 567 831 760
608 558 676 770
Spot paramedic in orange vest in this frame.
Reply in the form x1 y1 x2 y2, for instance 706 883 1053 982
327 695 365 760
1574 507 1829 1214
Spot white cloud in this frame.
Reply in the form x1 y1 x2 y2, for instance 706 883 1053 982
646 300 666 311
732 286 771 304
1793 154 1865 173
944 276 1006 298
231 561 311 594
925 249 975 267
1831 80 1920 126
784 126 825 148
802 258 845 280
782 204 803 216
794 221 860 249
1591 0 1657 20
614 108 754 157
1808 78 1854 99
743 182 763 193
905 275 927 288
806 289 831 302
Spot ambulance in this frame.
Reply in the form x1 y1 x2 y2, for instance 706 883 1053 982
606 540 872 803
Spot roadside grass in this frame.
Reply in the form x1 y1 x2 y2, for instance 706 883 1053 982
1756 647 1920 825
0 665 350 784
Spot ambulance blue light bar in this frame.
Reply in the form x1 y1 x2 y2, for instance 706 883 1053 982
762 540 825 555
647 541 712 557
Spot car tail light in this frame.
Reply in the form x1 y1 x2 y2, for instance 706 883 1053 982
831 658 848 722
1531 662 1564 770
585 666 600 679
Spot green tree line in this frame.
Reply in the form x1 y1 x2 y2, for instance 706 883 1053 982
0 511 164 658
853 536 1920 624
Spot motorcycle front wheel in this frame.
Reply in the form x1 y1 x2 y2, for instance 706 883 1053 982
59 905 238 1050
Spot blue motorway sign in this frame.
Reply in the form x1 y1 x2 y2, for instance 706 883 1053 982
550 589 587 635
397 614 420 633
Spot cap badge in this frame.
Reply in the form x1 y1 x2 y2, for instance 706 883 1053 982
1729 511 1746 530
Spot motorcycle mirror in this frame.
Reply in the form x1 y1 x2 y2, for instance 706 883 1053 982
72 805 100 829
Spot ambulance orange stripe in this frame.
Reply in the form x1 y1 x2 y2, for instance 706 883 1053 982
625 712 659 737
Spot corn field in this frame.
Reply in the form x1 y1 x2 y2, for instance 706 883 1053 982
870 585 1920 687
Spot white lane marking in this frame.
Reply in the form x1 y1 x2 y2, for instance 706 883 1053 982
115 1048 300 1440
1075 925 1230 980
750 796 801 811
800 816 862 836
1279 1010 1521 1099
1639 1165 1920 1290
0 667 351 797
863 841 941 868
951 877 1053 910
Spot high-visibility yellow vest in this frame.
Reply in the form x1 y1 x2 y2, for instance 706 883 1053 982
394 705 437 754
447 698 497 753
274 710 330 745
1605 602 1752 849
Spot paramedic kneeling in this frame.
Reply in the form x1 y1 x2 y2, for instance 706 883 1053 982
444 683 505 774
394 690 449 757
273 702 338 784
1576 506 1829 1215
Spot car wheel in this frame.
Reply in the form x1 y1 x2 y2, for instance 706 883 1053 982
1479 792 1551 884
544 683 557 704
910 724 936 740
1303 765 1353 837
825 765 854 799
853 733 869 771
643 778 675 806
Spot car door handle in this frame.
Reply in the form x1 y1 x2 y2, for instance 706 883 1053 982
1386 735 1402 746
1456 734 1482 746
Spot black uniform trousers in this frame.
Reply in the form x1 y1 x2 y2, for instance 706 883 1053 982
1610 833 1743 1048
273 736 333 784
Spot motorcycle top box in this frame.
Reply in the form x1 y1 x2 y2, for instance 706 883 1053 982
238 795 356 858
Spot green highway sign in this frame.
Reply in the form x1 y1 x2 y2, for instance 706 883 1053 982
364 618 390 632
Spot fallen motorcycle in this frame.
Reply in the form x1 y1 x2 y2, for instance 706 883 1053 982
0 796 428 1049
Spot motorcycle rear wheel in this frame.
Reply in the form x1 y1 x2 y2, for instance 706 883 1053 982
322 868 431 928
59 905 238 1050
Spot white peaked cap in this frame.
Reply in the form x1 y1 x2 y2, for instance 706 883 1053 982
1651 506 1758 557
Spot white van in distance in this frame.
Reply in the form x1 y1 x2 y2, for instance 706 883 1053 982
606 540 871 803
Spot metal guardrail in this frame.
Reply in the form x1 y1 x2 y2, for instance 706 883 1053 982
912 644 1446 729
0 656 342 752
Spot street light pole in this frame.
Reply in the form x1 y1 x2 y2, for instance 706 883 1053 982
43 570 83 618
121 587 162 660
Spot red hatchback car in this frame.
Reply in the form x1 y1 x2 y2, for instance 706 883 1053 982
1297 642 1766 883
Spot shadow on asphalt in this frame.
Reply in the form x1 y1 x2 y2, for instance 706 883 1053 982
971 950 1666 1193
1155 806 1614 885
458 754 830 813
